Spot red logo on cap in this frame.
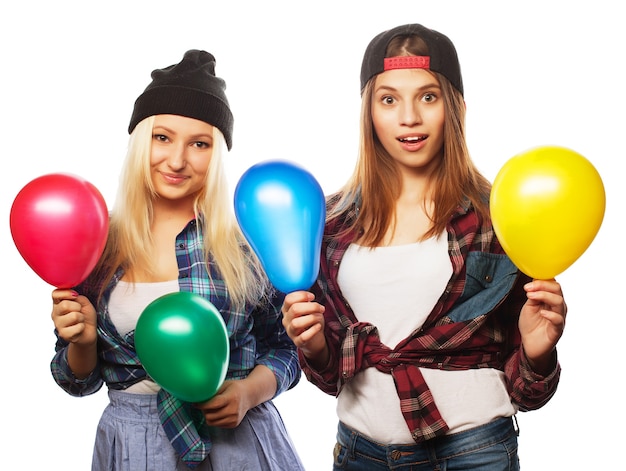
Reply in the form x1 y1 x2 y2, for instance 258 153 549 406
384 56 431 71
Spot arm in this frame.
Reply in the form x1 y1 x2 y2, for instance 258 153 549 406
50 289 103 396
519 279 566 374
282 291 329 368
251 289 302 395
504 278 565 410
282 290 343 396
196 364 278 428
197 289 300 427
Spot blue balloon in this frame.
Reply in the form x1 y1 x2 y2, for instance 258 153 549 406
234 160 325 293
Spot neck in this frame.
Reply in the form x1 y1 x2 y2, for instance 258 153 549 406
398 171 432 205
152 196 196 225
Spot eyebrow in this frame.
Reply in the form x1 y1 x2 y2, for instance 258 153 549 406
375 82 441 94
153 125 175 134
153 126 213 140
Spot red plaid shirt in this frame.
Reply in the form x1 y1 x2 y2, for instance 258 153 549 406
300 194 560 442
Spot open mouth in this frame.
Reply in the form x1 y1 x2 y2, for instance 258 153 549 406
398 136 427 143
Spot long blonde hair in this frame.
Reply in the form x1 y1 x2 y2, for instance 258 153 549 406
329 34 491 246
94 116 268 309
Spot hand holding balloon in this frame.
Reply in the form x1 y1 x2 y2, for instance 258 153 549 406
51 289 98 348
10 173 109 288
135 292 230 403
519 279 567 375
234 160 325 293
490 146 605 279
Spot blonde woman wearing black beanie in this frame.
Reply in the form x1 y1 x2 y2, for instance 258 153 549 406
282 24 567 470
50 50 304 471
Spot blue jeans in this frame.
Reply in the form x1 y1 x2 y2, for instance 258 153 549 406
333 416 520 470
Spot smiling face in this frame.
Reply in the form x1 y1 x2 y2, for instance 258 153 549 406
371 67 445 177
149 114 215 211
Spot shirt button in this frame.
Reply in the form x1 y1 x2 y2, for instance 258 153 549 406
342 371 348 378
178 243 185 249
484 275 493 282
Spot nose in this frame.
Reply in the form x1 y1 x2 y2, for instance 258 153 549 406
166 143 187 170
400 101 421 126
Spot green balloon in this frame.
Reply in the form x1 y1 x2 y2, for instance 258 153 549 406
135 292 229 402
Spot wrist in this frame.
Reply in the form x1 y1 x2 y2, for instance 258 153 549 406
303 343 330 371
525 348 557 376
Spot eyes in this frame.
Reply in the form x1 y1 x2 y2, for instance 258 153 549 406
191 140 212 150
380 91 439 106
152 133 213 149
422 92 437 103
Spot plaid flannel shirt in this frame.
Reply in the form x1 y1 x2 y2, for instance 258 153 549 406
300 194 560 442
50 218 300 468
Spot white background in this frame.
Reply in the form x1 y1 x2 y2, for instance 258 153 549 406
1 1 622 469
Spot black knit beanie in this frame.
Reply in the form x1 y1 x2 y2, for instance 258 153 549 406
128 49 234 150
360 24 464 96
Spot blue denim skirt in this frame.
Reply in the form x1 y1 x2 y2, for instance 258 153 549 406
92 389 304 471
333 416 520 470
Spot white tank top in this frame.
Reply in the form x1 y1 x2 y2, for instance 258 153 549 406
108 279 179 394
336 236 516 443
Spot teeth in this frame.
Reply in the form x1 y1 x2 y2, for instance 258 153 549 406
400 136 423 142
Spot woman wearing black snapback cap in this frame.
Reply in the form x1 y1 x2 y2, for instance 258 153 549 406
283 24 567 470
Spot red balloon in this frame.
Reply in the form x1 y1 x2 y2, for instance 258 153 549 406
10 173 109 288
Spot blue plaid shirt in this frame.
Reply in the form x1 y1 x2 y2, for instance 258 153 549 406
50 218 300 468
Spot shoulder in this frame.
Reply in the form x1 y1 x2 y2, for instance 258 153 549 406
325 191 358 229
325 191 343 212
450 201 504 254
78 265 122 304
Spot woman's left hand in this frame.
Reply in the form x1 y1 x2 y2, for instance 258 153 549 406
195 380 250 428
518 279 567 375
194 365 277 428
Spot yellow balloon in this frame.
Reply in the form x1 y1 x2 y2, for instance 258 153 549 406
490 146 605 279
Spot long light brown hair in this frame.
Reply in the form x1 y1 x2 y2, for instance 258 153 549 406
328 34 491 246
93 116 269 309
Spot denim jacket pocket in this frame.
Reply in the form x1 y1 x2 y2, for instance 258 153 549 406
445 252 519 323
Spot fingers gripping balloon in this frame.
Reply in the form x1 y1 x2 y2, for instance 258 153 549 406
490 146 605 279
9 173 109 288
234 160 326 293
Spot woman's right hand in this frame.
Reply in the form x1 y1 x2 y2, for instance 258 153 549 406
51 289 97 347
281 291 328 365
